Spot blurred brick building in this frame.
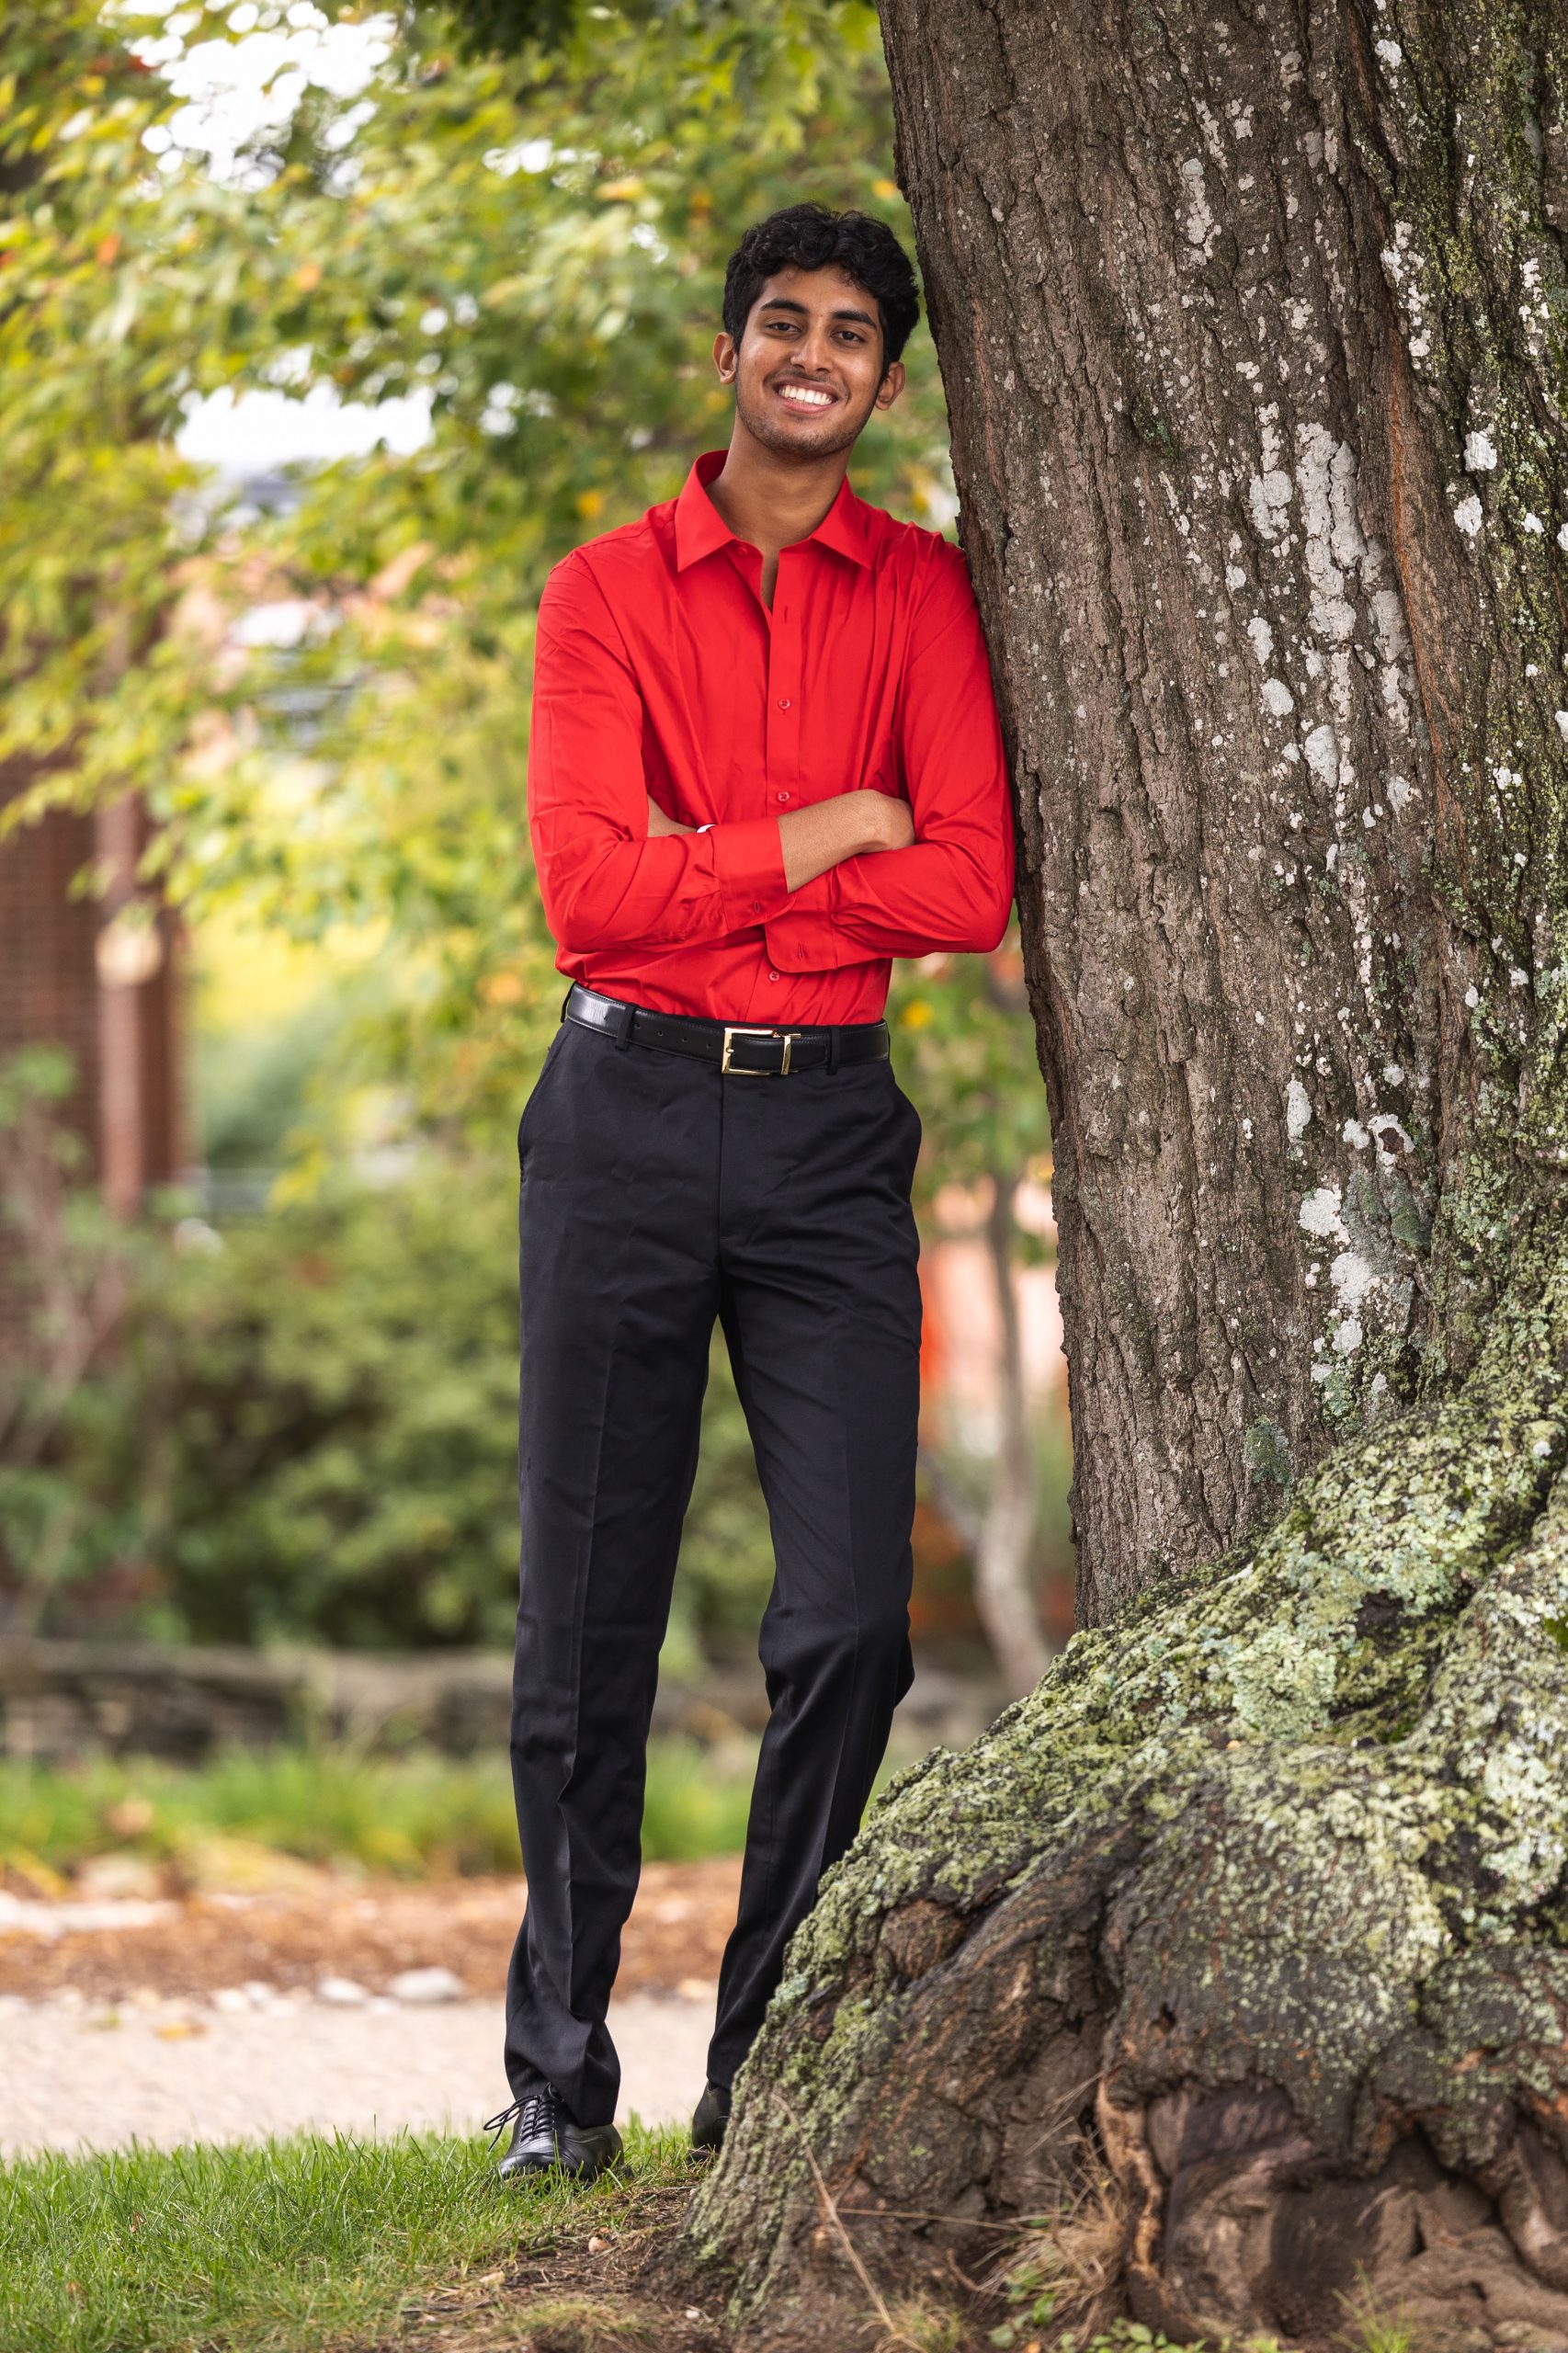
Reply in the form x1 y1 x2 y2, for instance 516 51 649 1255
0 761 184 1326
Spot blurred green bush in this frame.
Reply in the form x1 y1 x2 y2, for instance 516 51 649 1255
108 1164 532 1652
0 1050 775 1656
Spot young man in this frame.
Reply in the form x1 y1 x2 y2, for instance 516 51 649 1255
490 200 1015 2182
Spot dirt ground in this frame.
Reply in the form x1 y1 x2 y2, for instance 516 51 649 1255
0 1856 742 2006
368 2179 733 2353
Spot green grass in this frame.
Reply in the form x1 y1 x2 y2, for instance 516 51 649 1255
0 2127 1403 2353
991 2329 1283 2351
0 2121 692 2353
0 1736 759 1887
1345 2313 1413 2353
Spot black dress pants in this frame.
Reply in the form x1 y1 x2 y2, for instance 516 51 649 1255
503 1006 923 2128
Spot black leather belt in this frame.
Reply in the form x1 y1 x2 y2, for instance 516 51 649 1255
562 983 890 1076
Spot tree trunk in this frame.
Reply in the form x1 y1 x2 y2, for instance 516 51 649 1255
881 0 1568 1630
686 0 1568 2343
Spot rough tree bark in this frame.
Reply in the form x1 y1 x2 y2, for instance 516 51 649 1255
686 0 1568 2345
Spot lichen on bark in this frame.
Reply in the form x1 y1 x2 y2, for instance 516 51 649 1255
687 1257 1568 2345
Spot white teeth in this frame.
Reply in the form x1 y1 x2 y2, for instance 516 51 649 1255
778 385 832 407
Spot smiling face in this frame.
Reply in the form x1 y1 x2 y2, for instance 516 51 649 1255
714 263 904 458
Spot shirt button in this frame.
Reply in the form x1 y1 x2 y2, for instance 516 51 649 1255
777 791 790 803
768 970 780 982
777 697 790 710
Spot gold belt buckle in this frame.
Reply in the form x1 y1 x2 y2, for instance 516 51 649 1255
722 1025 793 1075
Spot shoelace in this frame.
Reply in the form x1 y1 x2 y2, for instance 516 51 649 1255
483 2086 558 2149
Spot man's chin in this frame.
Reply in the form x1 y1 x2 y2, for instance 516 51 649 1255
737 397 864 460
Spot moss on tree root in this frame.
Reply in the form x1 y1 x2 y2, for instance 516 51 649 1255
685 1259 1568 2348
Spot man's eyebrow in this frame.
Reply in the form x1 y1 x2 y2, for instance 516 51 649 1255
756 296 881 331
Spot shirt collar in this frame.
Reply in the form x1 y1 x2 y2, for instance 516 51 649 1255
674 446 870 574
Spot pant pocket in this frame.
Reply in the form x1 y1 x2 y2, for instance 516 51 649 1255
517 1027 569 1164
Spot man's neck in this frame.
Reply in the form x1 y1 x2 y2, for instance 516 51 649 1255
701 429 849 562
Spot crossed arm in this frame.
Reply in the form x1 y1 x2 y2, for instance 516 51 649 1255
646 781 915 890
526 546 1015 964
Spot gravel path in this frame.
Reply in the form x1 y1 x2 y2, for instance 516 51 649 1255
0 1987 713 2157
0 1869 737 2159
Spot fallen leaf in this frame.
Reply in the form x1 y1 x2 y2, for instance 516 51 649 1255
154 2020 207 2040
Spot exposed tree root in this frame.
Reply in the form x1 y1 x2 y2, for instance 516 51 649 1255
684 1279 1568 2352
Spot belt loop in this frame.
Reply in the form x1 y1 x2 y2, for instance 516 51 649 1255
560 983 574 1023
612 998 635 1051
824 1023 841 1075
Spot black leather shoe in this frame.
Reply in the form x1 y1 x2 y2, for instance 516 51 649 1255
485 2086 622 2182
690 2078 732 2156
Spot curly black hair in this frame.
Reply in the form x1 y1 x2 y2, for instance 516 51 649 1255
722 201 921 375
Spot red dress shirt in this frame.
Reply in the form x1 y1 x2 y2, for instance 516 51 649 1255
526 445 1016 1026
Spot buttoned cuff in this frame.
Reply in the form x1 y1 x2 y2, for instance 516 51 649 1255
710 815 794 930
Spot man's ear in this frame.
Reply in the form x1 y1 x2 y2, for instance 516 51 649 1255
874 359 906 412
713 329 737 384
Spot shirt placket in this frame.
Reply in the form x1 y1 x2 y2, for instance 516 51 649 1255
730 542 803 1009
764 551 804 1002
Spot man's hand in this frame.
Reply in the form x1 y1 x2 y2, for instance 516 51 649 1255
646 787 915 894
846 790 917 855
647 795 693 837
